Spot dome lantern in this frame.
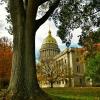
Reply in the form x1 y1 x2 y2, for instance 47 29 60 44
48 30 51 36
42 30 57 45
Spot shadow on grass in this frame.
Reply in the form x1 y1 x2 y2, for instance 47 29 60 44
52 95 80 100
44 87 100 100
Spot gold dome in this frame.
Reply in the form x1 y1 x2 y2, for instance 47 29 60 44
42 30 57 45
40 29 60 60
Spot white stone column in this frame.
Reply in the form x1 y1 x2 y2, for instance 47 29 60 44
45 50 46 57
71 78 74 87
69 49 73 75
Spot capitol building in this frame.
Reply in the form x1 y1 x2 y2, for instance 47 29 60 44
37 29 86 87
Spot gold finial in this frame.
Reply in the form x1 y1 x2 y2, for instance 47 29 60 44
48 25 51 36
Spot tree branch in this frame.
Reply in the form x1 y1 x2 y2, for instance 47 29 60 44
36 0 60 29
38 0 50 6
64 10 100 30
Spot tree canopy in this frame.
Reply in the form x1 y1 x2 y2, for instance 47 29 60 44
79 28 100 46
78 28 100 58
86 52 100 84
52 0 100 46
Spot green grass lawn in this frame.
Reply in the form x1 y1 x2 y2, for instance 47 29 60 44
0 87 100 100
43 87 100 100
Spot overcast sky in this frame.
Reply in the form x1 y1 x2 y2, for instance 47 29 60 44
0 2 82 62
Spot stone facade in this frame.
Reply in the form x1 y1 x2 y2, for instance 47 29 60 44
39 30 86 87
54 48 86 87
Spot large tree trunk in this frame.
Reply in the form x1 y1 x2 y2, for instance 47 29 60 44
7 2 28 98
7 31 27 99
7 0 27 98
50 81 54 88
7 24 51 100
5 0 60 99
6 1 51 99
24 27 51 99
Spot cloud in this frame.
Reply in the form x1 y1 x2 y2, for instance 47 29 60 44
0 20 4 30
71 28 82 44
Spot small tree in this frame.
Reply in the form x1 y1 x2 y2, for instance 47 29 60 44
38 59 62 88
78 29 100 86
86 52 100 85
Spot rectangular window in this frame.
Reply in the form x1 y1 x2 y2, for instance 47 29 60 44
77 65 80 73
65 59 66 63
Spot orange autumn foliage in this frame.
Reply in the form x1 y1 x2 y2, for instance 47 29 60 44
0 38 12 82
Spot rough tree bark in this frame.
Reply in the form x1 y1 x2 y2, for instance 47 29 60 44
6 0 60 100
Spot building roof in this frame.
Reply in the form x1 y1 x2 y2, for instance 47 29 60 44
42 30 57 45
40 29 60 51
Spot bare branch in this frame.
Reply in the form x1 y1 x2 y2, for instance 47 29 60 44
36 0 60 29
38 0 50 6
